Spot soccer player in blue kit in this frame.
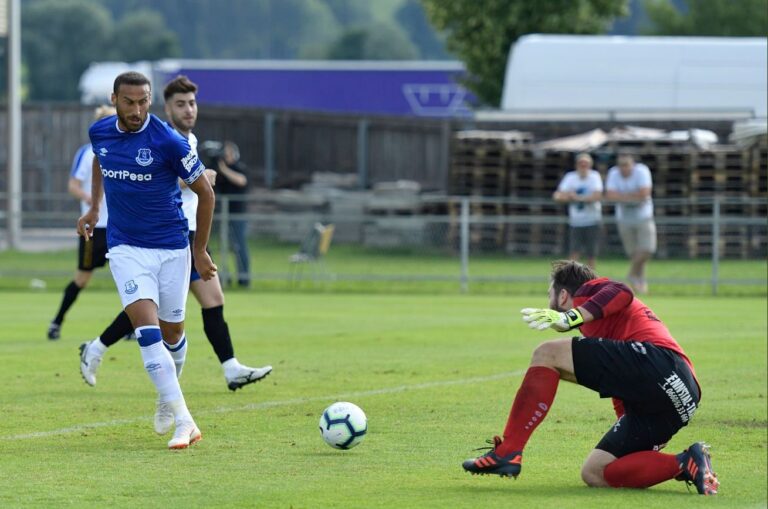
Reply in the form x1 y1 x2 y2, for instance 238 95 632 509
77 71 215 449
78 76 272 395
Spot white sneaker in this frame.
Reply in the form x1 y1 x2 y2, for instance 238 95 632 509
226 364 273 391
154 401 175 435
79 341 102 387
168 420 202 449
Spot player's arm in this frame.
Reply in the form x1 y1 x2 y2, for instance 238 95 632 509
179 169 216 189
188 175 217 281
521 305 594 332
576 281 634 320
578 189 603 203
67 177 91 204
605 187 650 202
76 156 102 240
521 281 632 331
552 189 575 202
217 159 247 187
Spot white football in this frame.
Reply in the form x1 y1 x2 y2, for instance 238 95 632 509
319 401 368 449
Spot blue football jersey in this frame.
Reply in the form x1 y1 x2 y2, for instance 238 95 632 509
89 114 206 249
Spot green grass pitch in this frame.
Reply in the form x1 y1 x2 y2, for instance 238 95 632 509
0 289 765 508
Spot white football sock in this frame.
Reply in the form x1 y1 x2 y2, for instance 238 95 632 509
136 329 184 405
163 335 187 379
90 337 108 357
222 357 240 378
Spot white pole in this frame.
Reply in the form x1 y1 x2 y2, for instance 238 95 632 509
460 197 469 293
6 0 21 249
711 196 720 296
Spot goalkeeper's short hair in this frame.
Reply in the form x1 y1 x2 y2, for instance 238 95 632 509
550 260 597 296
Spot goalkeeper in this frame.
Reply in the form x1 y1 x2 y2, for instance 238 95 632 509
462 260 719 496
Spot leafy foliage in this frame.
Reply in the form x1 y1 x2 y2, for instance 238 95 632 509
22 0 114 101
421 0 628 106
396 0 451 59
643 0 768 36
325 23 419 60
111 10 181 62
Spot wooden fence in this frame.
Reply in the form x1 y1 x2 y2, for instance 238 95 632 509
0 102 756 211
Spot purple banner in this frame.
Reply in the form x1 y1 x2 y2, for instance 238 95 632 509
156 64 472 117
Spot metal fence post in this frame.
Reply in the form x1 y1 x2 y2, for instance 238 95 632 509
218 196 230 286
357 118 369 189
5 0 22 250
711 195 720 296
460 197 469 293
264 112 275 188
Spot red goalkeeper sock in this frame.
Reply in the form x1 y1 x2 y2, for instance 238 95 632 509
497 366 560 456
604 451 682 488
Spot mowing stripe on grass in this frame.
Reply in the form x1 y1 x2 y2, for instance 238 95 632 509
1 370 524 441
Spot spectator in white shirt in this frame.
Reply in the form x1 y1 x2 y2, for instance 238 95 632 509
553 153 603 268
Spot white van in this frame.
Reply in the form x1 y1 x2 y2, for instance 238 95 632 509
500 35 767 118
79 61 154 105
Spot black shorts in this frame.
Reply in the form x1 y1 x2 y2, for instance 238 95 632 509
569 225 600 258
572 336 700 458
78 227 108 271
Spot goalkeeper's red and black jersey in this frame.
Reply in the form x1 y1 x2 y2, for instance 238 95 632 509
573 277 698 382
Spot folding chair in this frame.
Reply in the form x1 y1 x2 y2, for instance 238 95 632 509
289 223 335 283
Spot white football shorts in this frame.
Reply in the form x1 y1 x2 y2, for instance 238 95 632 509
107 244 191 323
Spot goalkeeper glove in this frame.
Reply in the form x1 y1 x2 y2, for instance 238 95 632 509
520 308 584 332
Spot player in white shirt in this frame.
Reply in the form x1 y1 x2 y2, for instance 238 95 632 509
605 154 657 294
47 106 116 340
553 153 603 268
78 71 216 449
79 76 272 396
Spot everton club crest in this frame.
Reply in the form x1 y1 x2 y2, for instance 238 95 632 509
135 148 154 167
125 280 138 294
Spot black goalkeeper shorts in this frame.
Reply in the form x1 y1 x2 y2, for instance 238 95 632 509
572 336 700 458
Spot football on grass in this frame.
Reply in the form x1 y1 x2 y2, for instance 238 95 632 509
319 402 368 449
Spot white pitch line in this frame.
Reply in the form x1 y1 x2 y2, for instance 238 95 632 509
1 370 524 441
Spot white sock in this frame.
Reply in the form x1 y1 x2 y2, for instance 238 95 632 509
163 335 187 379
90 337 108 357
222 357 240 378
136 329 184 405
167 398 193 424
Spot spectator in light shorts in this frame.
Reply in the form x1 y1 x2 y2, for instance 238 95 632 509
605 154 656 294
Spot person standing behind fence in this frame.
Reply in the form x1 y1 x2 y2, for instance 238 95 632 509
605 154 656 294
47 105 116 341
215 141 251 288
553 153 603 268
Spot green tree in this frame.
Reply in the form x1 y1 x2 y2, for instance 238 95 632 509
111 9 182 62
322 0 374 27
643 0 768 36
99 0 339 59
396 0 451 59
22 0 114 101
421 0 628 106
326 23 419 60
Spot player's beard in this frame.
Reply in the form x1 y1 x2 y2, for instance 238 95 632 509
117 110 146 132
549 294 563 312
170 112 196 135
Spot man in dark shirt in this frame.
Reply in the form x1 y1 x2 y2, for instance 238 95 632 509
215 141 250 287
462 260 719 496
